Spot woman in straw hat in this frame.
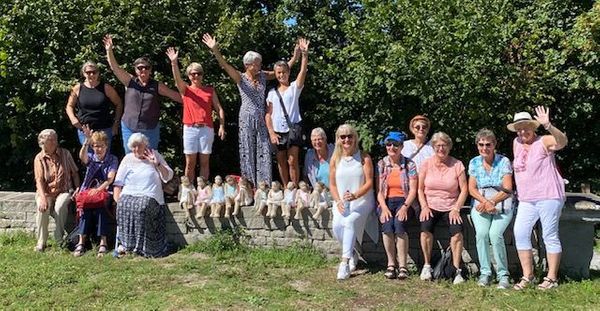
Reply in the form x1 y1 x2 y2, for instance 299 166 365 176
508 106 568 290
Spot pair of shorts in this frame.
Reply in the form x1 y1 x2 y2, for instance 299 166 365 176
420 209 463 236
379 197 413 235
275 128 304 150
183 125 214 154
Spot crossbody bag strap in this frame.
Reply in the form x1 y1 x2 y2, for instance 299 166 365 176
275 88 293 130
409 141 427 159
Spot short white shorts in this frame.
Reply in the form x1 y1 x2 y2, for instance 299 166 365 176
183 125 214 154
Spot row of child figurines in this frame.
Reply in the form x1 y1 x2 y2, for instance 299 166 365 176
178 175 332 221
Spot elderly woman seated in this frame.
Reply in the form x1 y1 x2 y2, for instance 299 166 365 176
33 129 80 252
113 133 173 257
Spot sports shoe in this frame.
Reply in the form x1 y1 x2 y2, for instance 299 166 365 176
478 274 490 287
337 262 350 280
453 269 465 285
497 276 510 289
349 252 358 272
420 264 433 281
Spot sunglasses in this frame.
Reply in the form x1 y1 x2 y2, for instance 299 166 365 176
478 142 493 148
189 72 203 77
136 65 150 71
385 141 402 148
84 70 97 75
414 125 428 130
339 134 353 140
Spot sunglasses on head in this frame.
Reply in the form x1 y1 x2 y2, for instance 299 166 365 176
478 142 492 147
385 141 402 148
340 134 353 140
136 65 150 71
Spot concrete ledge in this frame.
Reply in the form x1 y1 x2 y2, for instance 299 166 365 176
1 191 599 279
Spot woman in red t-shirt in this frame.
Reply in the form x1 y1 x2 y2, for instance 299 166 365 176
166 48 226 182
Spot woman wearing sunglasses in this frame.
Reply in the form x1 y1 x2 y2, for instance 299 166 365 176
165 47 226 182
376 131 418 280
401 115 435 172
467 129 513 289
103 34 182 154
329 124 377 280
66 61 123 152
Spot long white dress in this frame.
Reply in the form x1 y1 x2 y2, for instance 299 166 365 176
332 151 376 258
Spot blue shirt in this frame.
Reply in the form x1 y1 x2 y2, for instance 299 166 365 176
468 154 512 188
316 161 330 188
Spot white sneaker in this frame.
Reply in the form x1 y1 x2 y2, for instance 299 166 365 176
337 262 350 280
420 264 433 281
349 252 358 272
453 269 465 285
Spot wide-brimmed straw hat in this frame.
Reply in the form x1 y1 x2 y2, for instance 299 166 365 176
507 112 540 132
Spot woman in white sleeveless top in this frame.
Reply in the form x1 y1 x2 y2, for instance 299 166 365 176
329 124 376 280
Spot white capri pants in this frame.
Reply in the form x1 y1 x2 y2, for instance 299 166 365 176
183 125 214 155
513 199 564 254
332 203 371 259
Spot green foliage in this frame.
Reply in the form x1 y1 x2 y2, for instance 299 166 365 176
183 227 249 257
1 0 599 191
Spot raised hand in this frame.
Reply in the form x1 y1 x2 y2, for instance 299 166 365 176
534 106 551 127
82 124 93 140
143 148 160 166
166 47 178 62
103 34 114 50
298 37 310 52
202 33 218 50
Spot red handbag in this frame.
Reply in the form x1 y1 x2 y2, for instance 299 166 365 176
75 180 109 210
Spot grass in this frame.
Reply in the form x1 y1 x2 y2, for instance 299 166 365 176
2 230 600 310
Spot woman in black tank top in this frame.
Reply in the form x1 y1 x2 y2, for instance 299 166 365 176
66 61 123 151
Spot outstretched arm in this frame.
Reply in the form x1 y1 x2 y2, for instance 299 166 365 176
158 83 183 103
202 33 241 84
264 41 301 80
295 38 309 88
535 106 568 151
166 47 188 95
103 34 132 86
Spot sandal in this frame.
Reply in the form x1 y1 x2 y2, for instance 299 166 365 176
97 245 108 258
397 267 409 280
73 244 85 257
513 276 534 290
537 277 559 290
384 266 398 279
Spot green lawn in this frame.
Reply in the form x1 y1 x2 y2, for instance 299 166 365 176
1 231 600 310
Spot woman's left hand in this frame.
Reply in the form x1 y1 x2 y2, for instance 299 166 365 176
218 126 226 140
343 191 356 201
298 38 310 52
534 106 551 128
82 124 93 140
143 148 160 166
449 209 462 224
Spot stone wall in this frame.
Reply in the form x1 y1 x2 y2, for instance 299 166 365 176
1 191 599 279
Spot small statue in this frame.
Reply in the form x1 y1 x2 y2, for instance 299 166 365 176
311 181 331 219
294 181 311 220
234 176 253 216
223 175 238 218
254 181 269 216
266 181 284 218
178 176 197 218
210 175 225 218
282 182 297 220
194 176 212 219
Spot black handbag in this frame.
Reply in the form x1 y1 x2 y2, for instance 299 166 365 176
432 246 455 280
275 89 303 146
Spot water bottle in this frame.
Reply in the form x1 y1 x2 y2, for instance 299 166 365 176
343 190 351 216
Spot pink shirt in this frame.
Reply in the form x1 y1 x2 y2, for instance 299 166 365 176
420 156 465 212
513 137 565 202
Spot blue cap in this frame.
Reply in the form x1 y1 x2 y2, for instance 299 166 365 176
381 131 406 145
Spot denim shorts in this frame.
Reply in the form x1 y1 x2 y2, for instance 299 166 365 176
379 197 413 235
183 125 214 154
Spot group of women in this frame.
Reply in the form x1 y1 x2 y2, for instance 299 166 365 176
325 108 567 291
34 33 568 289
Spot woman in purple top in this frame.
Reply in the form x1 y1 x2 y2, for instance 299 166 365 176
202 33 299 187
508 106 568 290
103 34 182 153
74 127 119 257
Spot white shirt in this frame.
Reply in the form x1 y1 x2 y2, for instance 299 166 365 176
401 139 435 172
114 152 174 204
266 81 303 133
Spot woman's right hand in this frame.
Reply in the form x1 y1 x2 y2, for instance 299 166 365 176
420 206 433 222
202 33 218 50
166 47 178 62
103 34 114 50
335 200 344 214
379 206 391 223
269 131 280 145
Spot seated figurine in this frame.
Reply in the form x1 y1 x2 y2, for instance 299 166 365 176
282 182 297 220
210 175 225 218
223 175 238 218
194 176 212 219
254 181 269 216
178 176 197 218
294 181 311 220
234 176 253 216
266 181 284 218
311 181 331 219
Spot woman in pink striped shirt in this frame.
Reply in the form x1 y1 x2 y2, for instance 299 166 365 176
509 106 568 290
